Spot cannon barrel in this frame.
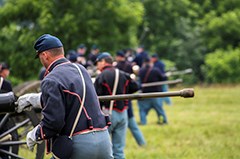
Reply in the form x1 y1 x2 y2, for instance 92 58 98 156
0 89 194 113
98 88 194 101
166 68 192 77
0 92 16 114
141 79 182 88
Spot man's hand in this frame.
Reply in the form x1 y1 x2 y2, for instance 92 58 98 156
16 93 42 113
26 125 42 151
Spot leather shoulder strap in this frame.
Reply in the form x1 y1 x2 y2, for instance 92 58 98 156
70 63 86 137
143 67 152 83
0 77 3 90
109 68 119 115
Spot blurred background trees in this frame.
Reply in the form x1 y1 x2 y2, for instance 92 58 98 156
0 0 239 84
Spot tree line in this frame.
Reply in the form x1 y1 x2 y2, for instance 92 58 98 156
0 0 239 85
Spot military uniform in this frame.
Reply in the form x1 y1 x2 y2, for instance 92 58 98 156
36 58 113 158
94 63 138 159
16 34 113 158
133 45 148 67
152 54 172 105
0 79 12 93
116 61 133 74
87 45 100 66
94 65 138 112
0 63 13 159
138 63 168 125
0 62 12 93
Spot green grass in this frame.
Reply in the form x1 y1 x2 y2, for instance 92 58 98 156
19 85 240 159
126 85 240 159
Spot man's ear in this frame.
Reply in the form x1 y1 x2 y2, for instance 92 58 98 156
42 51 50 59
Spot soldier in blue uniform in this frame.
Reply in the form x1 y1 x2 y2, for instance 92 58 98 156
76 44 88 67
132 45 148 67
151 54 172 105
0 62 12 93
138 57 168 125
16 34 113 159
87 44 100 66
94 52 139 159
0 62 14 159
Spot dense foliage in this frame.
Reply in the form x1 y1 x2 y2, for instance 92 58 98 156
0 0 239 84
0 0 144 82
141 0 240 83
203 48 240 83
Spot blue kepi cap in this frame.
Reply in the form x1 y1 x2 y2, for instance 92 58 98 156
95 52 111 64
34 34 63 58
116 51 125 57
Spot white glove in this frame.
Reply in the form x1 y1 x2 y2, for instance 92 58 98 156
16 93 42 113
26 125 43 151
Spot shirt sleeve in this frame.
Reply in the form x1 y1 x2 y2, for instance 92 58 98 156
157 69 167 81
36 79 66 140
125 73 139 94
94 74 105 96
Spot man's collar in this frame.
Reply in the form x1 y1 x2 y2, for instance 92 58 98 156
101 64 113 71
44 58 69 77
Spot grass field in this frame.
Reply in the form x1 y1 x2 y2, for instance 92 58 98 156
125 85 240 159
19 85 240 159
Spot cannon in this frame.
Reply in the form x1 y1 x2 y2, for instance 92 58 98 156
0 81 44 159
0 79 194 159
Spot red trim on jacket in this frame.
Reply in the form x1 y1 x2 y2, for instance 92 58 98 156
101 82 119 109
63 89 91 119
40 126 45 139
102 82 112 95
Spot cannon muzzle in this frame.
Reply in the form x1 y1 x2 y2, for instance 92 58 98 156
0 92 16 114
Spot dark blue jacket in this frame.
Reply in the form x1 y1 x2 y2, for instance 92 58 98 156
139 64 166 93
153 60 165 74
115 61 134 118
94 65 138 112
87 53 98 65
0 77 12 93
133 51 148 67
36 58 108 140
116 61 133 74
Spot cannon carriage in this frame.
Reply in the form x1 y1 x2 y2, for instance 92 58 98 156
0 81 44 159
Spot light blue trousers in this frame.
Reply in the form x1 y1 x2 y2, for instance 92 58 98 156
108 110 128 159
128 117 146 146
162 84 172 105
138 98 167 125
71 129 113 159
